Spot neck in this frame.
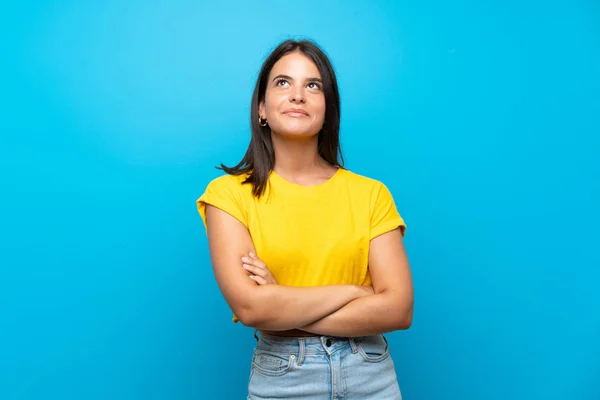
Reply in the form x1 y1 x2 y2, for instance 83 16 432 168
271 133 327 176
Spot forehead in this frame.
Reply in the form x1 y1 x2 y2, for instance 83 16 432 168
269 52 321 79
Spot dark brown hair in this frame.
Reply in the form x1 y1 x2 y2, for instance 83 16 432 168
218 39 344 197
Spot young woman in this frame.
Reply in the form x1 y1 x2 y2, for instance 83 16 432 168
197 39 413 399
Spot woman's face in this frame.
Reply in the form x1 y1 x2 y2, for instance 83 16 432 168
259 52 326 138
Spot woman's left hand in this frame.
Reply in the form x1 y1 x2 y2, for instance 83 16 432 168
241 252 278 285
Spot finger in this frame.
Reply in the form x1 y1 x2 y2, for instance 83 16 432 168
243 264 266 277
249 275 267 285
242 257 265 268
249 253 267 267
242 256 266 269
242 256 262 265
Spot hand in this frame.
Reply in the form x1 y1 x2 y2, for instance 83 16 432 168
241 252 278 285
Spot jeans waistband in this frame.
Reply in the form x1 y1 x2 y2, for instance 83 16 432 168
252 330 376 365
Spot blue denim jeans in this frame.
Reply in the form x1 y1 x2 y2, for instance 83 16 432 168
247 330 402 399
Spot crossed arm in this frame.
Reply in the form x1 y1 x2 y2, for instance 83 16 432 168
206 205 414 337
297 227 413 336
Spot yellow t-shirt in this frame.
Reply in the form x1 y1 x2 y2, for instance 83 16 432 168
196 168 406 323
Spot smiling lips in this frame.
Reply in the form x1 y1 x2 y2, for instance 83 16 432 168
283 108 309 117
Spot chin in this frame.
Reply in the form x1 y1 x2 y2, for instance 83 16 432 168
275 129 320 139
272 123 320 138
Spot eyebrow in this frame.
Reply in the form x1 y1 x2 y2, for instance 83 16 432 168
272 74 323 83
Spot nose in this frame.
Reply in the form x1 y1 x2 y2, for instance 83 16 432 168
289 86 306 104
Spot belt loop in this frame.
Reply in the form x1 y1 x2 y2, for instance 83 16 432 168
381 334 389 351
297 338 305 366
349 337 359 353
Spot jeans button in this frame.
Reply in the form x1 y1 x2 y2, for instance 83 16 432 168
326 339 332 347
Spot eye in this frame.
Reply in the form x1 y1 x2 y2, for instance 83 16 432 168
275 78 290 87
307 82 322 90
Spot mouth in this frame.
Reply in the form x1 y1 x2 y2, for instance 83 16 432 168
283 109 309 117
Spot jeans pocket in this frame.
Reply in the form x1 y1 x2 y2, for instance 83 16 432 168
357 334 391 363
251 350 296 376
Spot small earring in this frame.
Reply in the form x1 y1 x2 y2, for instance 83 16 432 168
258 116 268 127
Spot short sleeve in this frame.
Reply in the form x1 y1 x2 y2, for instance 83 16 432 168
370 182 406 240
196 175 248 232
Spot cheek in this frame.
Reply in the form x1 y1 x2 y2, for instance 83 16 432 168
264 93 284 117
314 100 326 122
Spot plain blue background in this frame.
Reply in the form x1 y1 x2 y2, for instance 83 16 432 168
1 1 599 399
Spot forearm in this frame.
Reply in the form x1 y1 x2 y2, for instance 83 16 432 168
241 284 367 331
298 291 413 337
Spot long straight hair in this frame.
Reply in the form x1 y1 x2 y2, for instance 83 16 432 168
218 39 344 197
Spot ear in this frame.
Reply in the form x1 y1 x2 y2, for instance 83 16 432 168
258 100 266 119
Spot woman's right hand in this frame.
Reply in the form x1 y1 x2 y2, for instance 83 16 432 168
241 252 278 285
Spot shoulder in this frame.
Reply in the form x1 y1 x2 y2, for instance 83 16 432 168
204 172 253 195
199 172 255 208
197 172 253 229
341 169 389 192
341 168 399 207
343 170 406 237
206 172 248 187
